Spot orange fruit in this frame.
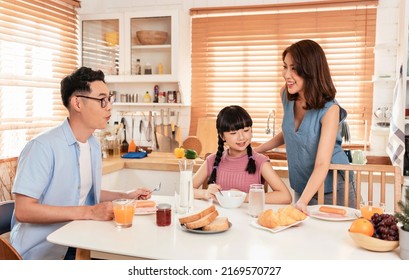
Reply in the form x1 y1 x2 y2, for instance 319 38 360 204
349 218 374 236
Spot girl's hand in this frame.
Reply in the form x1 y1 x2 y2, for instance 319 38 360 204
205 183 222 200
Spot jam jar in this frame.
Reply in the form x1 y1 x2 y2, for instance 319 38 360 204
156 203 172 226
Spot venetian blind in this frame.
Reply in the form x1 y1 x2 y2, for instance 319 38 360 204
0 0 80 158
190 0 377 146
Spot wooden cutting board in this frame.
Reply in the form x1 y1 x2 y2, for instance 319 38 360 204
196 118 218 157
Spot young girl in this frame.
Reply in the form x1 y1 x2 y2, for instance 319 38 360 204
193 105 292 204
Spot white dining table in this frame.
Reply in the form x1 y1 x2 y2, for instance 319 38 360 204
47 195 401 260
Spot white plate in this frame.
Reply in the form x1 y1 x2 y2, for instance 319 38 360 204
180 222 232 234
134 207 157 215
250 217 309 233
308 205 360 221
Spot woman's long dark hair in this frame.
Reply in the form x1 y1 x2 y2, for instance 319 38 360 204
283 39 336 110
207 105 256 184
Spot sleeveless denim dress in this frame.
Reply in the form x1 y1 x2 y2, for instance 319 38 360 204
281 90 356 207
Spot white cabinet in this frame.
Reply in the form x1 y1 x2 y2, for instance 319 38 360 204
80 11 189 149
79 10 183 106
80 10 178 80
80 13 123 76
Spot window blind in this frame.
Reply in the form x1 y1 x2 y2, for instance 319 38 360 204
190 0 377 147
0 0 80 159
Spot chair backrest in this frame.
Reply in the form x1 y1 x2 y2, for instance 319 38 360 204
0 237 22 260
318 164 403 212
0 200 14 235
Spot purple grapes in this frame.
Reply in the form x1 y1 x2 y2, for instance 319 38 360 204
370 213 399 241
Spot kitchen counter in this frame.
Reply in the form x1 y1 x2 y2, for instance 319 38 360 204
102 152 204 175
102 152 289 177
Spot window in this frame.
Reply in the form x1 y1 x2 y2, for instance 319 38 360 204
0 0 80 159
190 0 377 146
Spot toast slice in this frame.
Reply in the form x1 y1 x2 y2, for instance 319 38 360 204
185 210 219 229
202 217 229 231
178 204 216 224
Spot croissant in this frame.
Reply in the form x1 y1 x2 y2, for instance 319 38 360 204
258 209 279 228
258 205 307 228
278 205 307 221
276 212 297 226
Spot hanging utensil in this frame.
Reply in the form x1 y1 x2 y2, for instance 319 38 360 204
128 117 136 152
146 111 152 142
153 112 159 150
138 119 144 149
120 117 129 154
160 109 165 135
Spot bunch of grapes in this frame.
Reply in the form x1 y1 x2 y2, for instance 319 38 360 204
370 213 399 241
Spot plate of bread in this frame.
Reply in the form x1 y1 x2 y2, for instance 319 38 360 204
178 204 231 234
251 205 308 233
308 205 360 221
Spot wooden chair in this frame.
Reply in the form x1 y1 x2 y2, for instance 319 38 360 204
0 237 22 260
0 200 14 235
318 164 403 212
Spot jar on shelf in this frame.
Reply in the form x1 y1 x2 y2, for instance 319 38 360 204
158 92 166 103
167 90 176 103
144 63 152 75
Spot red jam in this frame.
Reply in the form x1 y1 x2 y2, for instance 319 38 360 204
156 203 171 226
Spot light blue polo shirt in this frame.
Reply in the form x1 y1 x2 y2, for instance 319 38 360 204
10 118 102 260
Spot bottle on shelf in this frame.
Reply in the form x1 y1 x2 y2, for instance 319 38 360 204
135 59 141 75
143 91 152 103
153 85 159 103
158 63 163 75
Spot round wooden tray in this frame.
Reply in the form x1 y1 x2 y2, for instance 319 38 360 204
182 136 202 155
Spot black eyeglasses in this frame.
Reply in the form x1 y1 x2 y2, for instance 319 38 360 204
76 93 115 108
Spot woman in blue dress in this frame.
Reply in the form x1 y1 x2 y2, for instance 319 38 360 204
255 39 355 213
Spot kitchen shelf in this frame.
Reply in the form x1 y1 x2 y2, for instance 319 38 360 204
131 45 171 50
105 74 177 83
113 102 189 108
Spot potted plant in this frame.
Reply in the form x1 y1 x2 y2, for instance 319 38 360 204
395 187 409 259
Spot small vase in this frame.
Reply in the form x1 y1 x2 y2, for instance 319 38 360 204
399 226 409 260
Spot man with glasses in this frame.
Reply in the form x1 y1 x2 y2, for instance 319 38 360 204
10 67 152 260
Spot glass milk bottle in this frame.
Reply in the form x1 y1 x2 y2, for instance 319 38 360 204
176 159 194 214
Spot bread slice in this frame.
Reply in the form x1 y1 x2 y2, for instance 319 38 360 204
178 204 216 224
202 217 229 231
185 210 219 229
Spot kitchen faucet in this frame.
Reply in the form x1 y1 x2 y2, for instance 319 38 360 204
265 109 276 136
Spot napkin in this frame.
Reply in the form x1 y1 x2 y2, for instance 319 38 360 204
121 151 148 159
386 73 405 171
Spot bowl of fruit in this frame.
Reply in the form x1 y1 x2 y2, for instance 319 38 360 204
348 213 399 252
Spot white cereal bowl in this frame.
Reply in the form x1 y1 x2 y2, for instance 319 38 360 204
215 190 246 209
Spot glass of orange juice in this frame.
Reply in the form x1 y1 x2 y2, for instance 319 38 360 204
360 201 385 220
113 199 135 228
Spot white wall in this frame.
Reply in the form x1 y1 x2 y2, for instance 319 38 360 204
79 0 401 156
